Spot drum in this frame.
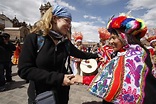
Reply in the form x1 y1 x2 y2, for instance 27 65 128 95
80 59 98 74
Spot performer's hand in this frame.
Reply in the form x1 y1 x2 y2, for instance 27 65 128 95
70 75 83 84
98 57 106 62
62 74 75 86
97 54 105 62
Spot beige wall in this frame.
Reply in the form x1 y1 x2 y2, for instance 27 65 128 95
4 26 30 42
4 30 20 40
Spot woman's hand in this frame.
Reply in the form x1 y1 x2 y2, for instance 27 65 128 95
70 75 83 84
62 74 75 86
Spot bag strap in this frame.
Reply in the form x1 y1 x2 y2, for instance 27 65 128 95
65 41 73 74
37 35 45 53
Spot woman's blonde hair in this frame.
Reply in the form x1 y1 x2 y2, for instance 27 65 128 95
30 7 53 36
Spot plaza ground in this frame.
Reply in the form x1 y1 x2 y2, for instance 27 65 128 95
0 65 102 104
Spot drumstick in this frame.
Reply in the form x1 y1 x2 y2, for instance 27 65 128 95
80 63 92 68
72 59 93 68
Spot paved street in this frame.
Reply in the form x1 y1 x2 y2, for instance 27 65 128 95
0 65 102 104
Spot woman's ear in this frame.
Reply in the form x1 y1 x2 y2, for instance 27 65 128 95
52 16 57 24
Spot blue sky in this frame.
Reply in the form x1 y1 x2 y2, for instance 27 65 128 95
0 0 156 42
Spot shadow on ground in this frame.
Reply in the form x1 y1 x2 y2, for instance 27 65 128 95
12 72 18 77
5 80 27 91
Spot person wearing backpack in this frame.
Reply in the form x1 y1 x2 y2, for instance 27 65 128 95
18 5 102 104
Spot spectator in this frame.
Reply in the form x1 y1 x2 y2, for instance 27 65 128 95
12 39 21 65
0 33 16 91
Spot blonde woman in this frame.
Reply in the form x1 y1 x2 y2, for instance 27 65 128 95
18 5 100 104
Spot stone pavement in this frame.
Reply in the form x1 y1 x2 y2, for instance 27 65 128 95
0 65 102 104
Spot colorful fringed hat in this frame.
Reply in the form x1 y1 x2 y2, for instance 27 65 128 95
72 32 83 42
107 15 147 39
98 27 111 40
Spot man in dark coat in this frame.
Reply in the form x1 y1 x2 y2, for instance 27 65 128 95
1 33 16 82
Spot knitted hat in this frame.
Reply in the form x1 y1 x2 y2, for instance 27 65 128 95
107 15 147 39
53 5 72 20
98 27 111 40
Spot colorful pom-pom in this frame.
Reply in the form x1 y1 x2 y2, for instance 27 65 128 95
107 15 147 39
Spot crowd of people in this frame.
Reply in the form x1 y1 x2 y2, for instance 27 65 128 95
0 3 156 104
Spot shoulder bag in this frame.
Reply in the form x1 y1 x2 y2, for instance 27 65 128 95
34 91 56 104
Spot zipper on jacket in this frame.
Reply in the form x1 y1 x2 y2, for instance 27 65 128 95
54 46 57 66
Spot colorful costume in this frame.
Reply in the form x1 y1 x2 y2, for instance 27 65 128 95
12 43 21 65
97 28 113 69
88 15 156 104
89 44 150 103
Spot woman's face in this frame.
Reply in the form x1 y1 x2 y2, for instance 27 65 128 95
109 34 124 52
55 17 71 36
151 41 156 48
100 39 106 45
76 41 82 46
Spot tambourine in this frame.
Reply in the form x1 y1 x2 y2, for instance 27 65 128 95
80 59 97 73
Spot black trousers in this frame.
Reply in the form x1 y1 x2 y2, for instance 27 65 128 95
27 81 36 104
4 62 12 81
0 63 6 87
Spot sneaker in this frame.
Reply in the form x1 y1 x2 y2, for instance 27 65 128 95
0 86 5 92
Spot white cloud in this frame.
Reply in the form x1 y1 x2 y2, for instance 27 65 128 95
84 0 118 5
126 0 156 28
127 0 156 10
83 15 105 25
72 21 100 42
0 0 76 25
0 0 100 42
0 0 43 24
56 0 76 10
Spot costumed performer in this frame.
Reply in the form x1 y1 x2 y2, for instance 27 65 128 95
72 14 156 104
97 27 113 70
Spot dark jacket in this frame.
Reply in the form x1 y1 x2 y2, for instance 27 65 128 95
0 41 16 63
18 33 98 104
